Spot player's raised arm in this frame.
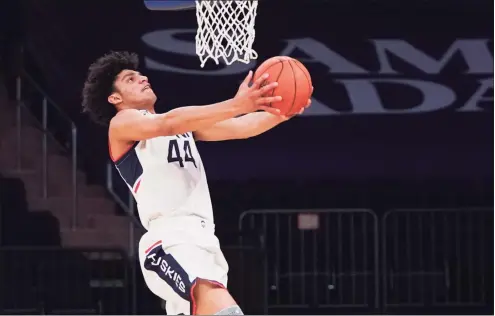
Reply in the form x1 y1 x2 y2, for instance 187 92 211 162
109 72 281 142
108 99 241 141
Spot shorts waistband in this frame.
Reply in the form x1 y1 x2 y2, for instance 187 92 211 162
148 215 215 233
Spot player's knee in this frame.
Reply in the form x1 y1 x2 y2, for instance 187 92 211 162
194 278 225 295
193 279 239 315
214 305 243 315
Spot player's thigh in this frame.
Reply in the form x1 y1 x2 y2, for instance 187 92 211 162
139 239 193 314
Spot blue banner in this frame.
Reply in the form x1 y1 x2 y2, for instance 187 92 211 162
24 0 493 181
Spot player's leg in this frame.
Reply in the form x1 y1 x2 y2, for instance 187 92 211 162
191 278 243 315
159 243 241 315
190 244 242 315
139 237 193 315
139 231 239 315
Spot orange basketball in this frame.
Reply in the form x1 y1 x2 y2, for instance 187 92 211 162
253 56 312 116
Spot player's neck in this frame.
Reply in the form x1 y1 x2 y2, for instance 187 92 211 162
120 104 155 114
140 104 155 113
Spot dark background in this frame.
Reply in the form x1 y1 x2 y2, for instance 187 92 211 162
0 0 493 314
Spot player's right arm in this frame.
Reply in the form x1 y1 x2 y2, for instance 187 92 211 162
109 72 281 142
110 100 242 142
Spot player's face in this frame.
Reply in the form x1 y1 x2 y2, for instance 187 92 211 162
109 70 157 108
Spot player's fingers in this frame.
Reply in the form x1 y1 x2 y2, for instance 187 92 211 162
251 73 270 89
298 107 305 114
306 98 312 107
256 95 282 105
258 106 281 116
257 82 278 95
242 70 253 87
311 86 314 94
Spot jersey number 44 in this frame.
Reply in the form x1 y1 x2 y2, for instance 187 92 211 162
167 139 197 168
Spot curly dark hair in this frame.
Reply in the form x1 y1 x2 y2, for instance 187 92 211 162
82 51 139 125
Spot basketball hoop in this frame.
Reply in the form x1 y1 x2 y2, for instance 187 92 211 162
195 1 259 67
145 0 259 67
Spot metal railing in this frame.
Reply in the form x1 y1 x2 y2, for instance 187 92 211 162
15 71 78 228
105 161 143 255
239 208 380 312
381 207 493 311
106 161 144 314
239 207 493 314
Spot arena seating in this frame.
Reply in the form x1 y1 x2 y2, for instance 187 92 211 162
0 76 134 314
0 80 131 250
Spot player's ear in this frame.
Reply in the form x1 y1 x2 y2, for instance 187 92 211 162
108 92 122 105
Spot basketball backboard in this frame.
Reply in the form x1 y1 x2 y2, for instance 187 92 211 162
144 0 195 11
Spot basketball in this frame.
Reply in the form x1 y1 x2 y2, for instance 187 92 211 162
253 56 312 116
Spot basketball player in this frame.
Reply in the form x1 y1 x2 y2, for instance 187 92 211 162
82 51 311 315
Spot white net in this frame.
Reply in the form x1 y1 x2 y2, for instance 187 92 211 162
195 0 259 67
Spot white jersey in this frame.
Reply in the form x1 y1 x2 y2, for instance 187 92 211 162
111 111 214 230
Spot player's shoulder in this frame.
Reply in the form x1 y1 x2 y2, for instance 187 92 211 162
110 109 149 126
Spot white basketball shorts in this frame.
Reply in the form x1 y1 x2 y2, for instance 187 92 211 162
138 216 229 315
